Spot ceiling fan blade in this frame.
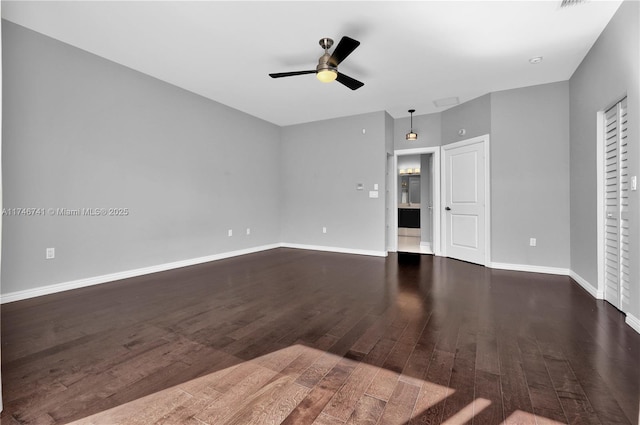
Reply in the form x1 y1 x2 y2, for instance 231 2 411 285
269 70 316 78
336 72 364 90
329 36 360 66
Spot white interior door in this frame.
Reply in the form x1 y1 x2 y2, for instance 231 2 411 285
603 97 630 311
442 137 488 265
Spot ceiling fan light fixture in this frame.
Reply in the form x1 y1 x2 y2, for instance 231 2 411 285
269 36 363 90
316 68 337 83
406 109 418 141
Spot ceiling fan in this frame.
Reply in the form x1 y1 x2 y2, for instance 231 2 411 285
269 36 364 90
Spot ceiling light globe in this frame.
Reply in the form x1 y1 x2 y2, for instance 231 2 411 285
316 69 337 83
406 132 418 141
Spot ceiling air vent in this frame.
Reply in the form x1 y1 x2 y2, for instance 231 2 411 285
560 0 588 7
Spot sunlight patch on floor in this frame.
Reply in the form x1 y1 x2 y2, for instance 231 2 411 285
502 409 566 425
65 344 560 425
442 397 490 424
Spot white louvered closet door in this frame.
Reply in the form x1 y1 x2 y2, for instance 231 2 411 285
604 97 630 311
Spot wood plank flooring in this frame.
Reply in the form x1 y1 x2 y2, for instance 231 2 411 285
1 248 638 424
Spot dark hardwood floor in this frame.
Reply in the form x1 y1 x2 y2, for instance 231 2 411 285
1 248 638 424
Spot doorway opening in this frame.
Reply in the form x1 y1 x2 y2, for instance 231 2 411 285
392 148 441 255
398 154 430 253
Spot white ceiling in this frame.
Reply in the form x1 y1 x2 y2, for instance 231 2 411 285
2 0 623 126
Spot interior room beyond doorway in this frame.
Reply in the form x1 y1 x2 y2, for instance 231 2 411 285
397 154 433 254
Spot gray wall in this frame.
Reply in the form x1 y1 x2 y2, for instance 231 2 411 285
490 82 571 268
569 0 639 318
441 94 491 145
385 112 394 155
280 112 387 253
415 83 570 269
2 21 282 294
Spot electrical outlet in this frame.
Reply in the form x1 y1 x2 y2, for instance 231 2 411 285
322 227 327 234
529 238 537 247
46 247 55 259
228 229 233 237
246 228 251 235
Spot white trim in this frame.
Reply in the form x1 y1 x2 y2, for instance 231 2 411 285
0 4 4 412
441 134 491 266
487 264 609 300
0 244 281 304
625 313 640 334
488 263 637 335
595 110 605 299
281 243 387 258
4 245 637 336
489 262 569 276
392 147 441 256
569 270 604 299
385 153 394 252
419 241 434 255
419 241 432 249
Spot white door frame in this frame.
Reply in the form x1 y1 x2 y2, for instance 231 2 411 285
391 147 441 255
596 110 607 300
0 7 4 412
385 153 394 252
441 135 491 266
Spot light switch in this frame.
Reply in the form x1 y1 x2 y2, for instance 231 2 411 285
632 176 637 191
369 191 379 198
374 184 379 190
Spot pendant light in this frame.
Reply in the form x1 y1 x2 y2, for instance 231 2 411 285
406 109 418 141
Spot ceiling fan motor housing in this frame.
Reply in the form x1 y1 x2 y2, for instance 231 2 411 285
317 52 337 72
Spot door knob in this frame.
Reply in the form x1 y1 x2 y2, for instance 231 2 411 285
445 207 451 211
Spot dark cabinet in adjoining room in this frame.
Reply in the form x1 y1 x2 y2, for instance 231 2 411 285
398 208 420 228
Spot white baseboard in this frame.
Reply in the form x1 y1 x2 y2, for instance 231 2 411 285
568 273 639 335
3 247 638 336
569 270 604 299
625 313 640 334
482 262 609 301
570 272 640 335
0 244 281 304
1 243 387 303
280 243 387 258
489 262 570 276
417 241 433 254
477 262 640 335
